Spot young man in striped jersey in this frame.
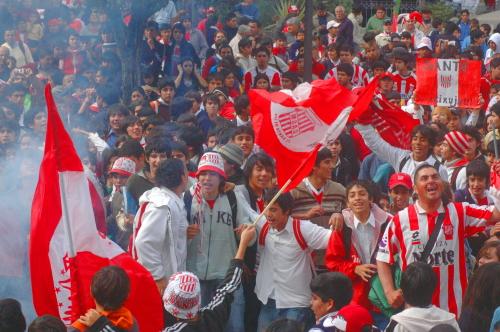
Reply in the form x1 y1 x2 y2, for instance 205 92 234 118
324 45 368 88
376 163 500 316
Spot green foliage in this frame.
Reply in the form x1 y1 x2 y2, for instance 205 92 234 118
425 1 455 22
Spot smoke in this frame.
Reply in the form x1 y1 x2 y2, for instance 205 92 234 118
0 148 42 322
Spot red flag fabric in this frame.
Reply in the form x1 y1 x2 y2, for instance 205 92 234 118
356 95 420 150
250 78 374 191
414 58 481 108
30 84 163 331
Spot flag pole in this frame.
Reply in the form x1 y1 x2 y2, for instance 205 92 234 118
253 144 321 225
494 128 499 160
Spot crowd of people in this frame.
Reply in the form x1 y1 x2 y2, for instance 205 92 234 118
1 0 500 331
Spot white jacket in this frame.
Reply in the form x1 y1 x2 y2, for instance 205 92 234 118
389 305 460 332
133 187 188 281
355 124 448 180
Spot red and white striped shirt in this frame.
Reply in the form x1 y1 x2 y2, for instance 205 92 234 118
324 64 369 88
392 71 417 104
376 201 494 316
243 66 282 92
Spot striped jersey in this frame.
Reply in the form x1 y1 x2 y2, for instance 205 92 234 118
392 71 417 104
324 64 369 88
243 66 281 92
376 201 494 316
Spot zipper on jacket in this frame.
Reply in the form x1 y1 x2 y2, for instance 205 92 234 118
203 202 213 280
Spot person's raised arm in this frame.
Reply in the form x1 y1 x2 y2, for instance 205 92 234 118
376 260 403 308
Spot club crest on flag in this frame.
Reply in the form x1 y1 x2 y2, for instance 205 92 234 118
271 104 328 152
440 75 452 89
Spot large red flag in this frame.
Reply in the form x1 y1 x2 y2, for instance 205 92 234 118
250 78 375 190
355 95 420 150
414 58 481 108
30 85 163 331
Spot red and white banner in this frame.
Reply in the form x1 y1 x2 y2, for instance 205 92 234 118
414 58 481 108
250 78 375 190
30 85 163 331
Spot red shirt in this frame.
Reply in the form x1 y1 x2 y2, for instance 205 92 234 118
392 71 417 105
243 66 281 91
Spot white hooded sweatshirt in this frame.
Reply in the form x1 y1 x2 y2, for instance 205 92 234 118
389 305 460 332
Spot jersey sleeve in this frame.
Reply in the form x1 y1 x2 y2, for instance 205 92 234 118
301 220 332 250
460 202 494 237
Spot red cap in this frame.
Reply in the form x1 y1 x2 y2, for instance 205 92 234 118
388 172 412 190
288 5 299 14
409 11 423 24
337 304 374 332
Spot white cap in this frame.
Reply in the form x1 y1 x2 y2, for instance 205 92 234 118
196 152 226 179
110 157 136 177
416 37 432 51
163 272 201 320
327 20 340 30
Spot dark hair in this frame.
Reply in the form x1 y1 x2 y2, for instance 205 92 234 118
232 125 255 140
136 106 156 118
264 187 294 214
265 318 302 332
413 163 439 184
253 45 270 57
0 119 20 138
118 139 144 159
478 241 500 264
460 9 470 15
28 315 66 332
203 93 220 107
184 90 202 103
462 125 482 145
158 78 176 91
487 140 500 155
108 103 130 118
470 29 485 43
345 180 375 200
412 124 437 147
432 18 443 29
400 261 437 307
144 138 171 158
243 152 275 180
282 71 301 84
466 159 490 183
336 63 354 77
480 23 491 35
23 109 46 127
338 44 354 55
155 158 185 188
172 22 186 35
217 42 232 54
234 95 250 115
178 127 205 157
315 147 332 166
249 19 262 28
238 36 253 50
171 140 189 157
120 115 141 134
253 72 270 88
462 262 500 332
206 72 224 83
91 266 130 310
0 299 26 332
310 272 353 310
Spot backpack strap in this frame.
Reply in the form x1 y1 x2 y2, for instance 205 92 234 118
129 202 149 260
341 224 352 260
433 159 441 171
226 190 238 230
183 190 193 222
370 217 391 264
450 166 463 192
399 155 411 172
259 221 271 246
292 219 308 251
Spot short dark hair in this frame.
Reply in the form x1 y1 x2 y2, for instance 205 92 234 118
462 125 482 145
144 138 171 158
264 187 294 214
413 163 439 184
401 261 437 307
253 45 270 57
372 60 389 71
310 272 353 310
108 103 130 118
243 152 275 179
0 299 26 332
238 37 253 50
466 159 490 183
232 125 255 140
234 95 250 115
118 139 144 159
184 90 202 103
315 147 332 166
91 266 130 310
460 9 470 15
155 158 185 189
158 78 176 91
28 315 66 332
336 63 354 77
120 115 141 134
338 44 354 54
487 140 500 155
345 180 375 200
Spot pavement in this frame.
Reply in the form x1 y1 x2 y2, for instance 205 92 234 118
473 9 500 28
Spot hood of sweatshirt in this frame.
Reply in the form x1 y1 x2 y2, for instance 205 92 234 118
489 33 500 54
392 306 458 331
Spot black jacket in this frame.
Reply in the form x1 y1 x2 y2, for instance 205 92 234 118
165 259 243 332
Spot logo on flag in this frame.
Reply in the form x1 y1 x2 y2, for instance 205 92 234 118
277 108 317 139
440 75 452 89
443 224 454 237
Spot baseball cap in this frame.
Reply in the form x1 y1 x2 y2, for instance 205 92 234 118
416 37 433 51
388 173 412 190
215 143 244 167
384 18 392 25
327 20 340 30
288 5 299 14
110 157 136 177
196 152 226 178
334 304 374 332
163 272 201 320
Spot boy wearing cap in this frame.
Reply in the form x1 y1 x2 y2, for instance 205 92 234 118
388 173 412 215
185 152 258 332
415 37 433 58
164 226 256 331
107 157 136 250
441 130 470 191
323 20 340 46
375 19 393 48
216 143 245 185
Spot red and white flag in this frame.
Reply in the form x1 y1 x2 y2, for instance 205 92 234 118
250 78 375 190
30 85 163 331
414 58 481 108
